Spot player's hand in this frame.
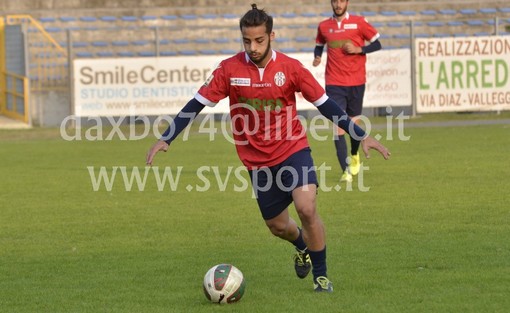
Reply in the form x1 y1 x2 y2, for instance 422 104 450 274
361 136 391 160
146 140 169 165
312 56 321 67
342 42 361 54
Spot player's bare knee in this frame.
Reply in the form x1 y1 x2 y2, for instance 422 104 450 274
266 221 287 238
296 206 317 225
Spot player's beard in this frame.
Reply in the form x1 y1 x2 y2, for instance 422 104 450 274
333 6 347 17
249 42 272 66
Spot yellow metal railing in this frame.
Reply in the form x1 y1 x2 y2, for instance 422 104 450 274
6 14 68 91
2 71 29 123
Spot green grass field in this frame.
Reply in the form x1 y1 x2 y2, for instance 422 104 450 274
1 113 509 312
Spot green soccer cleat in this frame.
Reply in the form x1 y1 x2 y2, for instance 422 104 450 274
348 153 361 176
293 248 311 279
340 170 353 183
314 276 333 292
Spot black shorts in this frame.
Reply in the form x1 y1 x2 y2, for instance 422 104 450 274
248 148 318 220
326 84 365 117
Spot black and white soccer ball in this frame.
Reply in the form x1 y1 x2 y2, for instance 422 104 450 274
203 264 246 304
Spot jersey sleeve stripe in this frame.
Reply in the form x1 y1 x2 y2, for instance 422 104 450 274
195 93 216 107
312 94 329 107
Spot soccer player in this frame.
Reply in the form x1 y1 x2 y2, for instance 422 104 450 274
313 0 383 183
146 3 390 292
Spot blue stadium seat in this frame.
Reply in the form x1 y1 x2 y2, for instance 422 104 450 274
174 38 190 44
59 16 76 22
201 14 217 19
439 9 456 15
500 8 510 13
380 11 398 17
159 39 171 45
180 14 197 20
139 51 157 57
112 41 129 47
199 49 217 55
117 51 136 57
399 10 416 16
222 13 237 19
433 33 450 38
121 16 138 22
97 51 114 57
453 33 468 37
76 52 94 58
301 12 318 18
371 22 384 28
195 38 210 44
39 17 56 23
320 11 332 17
360 11 377 17
467 20 485 26
387 22 404 28
80 16 97 22
294 36 312 43
300 47 315 53
280 13 297 18
420 10 437 16
132 40 150 46
448 21 464 26
161 15 178 20
480 8 497 14
379 34 392 40
72 42 88 48
179 50 198 55
427 21 445 27
92 41 108 47
45 27 61 33
100 16 117 22
213 38 230 44
280 47 298 53
474 32 491 36
141 16 157 21
415 33 429 38
161 51 178 56
220 49 238 54
394 34 410 39
275 37 291 43
459 9 477 15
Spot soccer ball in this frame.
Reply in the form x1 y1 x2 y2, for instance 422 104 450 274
203 264 246 304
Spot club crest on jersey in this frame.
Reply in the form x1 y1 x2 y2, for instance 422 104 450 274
274 72 286 87
230 78 251 86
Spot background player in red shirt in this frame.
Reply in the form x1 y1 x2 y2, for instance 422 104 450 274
147 3 390 293
313 0 383 183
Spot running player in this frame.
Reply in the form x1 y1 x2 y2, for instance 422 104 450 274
147 3 390 292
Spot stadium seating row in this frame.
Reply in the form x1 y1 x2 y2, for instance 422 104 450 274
36 7 510 24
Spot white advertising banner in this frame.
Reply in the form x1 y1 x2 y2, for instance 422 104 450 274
73 49 412 117
298 49 412 110
416 36 510 113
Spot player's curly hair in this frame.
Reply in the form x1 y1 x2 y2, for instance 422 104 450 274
239 3 273 34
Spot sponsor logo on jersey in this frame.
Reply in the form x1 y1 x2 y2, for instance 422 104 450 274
230 78 251 86
238 97 284 111
344 23 358 30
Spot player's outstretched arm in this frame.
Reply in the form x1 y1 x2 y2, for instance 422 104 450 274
145 98 205 166
362 136 391 160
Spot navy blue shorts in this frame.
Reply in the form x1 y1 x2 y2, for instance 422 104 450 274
248 148 318 220
326 84 365 117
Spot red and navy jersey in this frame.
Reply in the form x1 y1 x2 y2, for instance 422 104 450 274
196 50 328 169
316 12 380 86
